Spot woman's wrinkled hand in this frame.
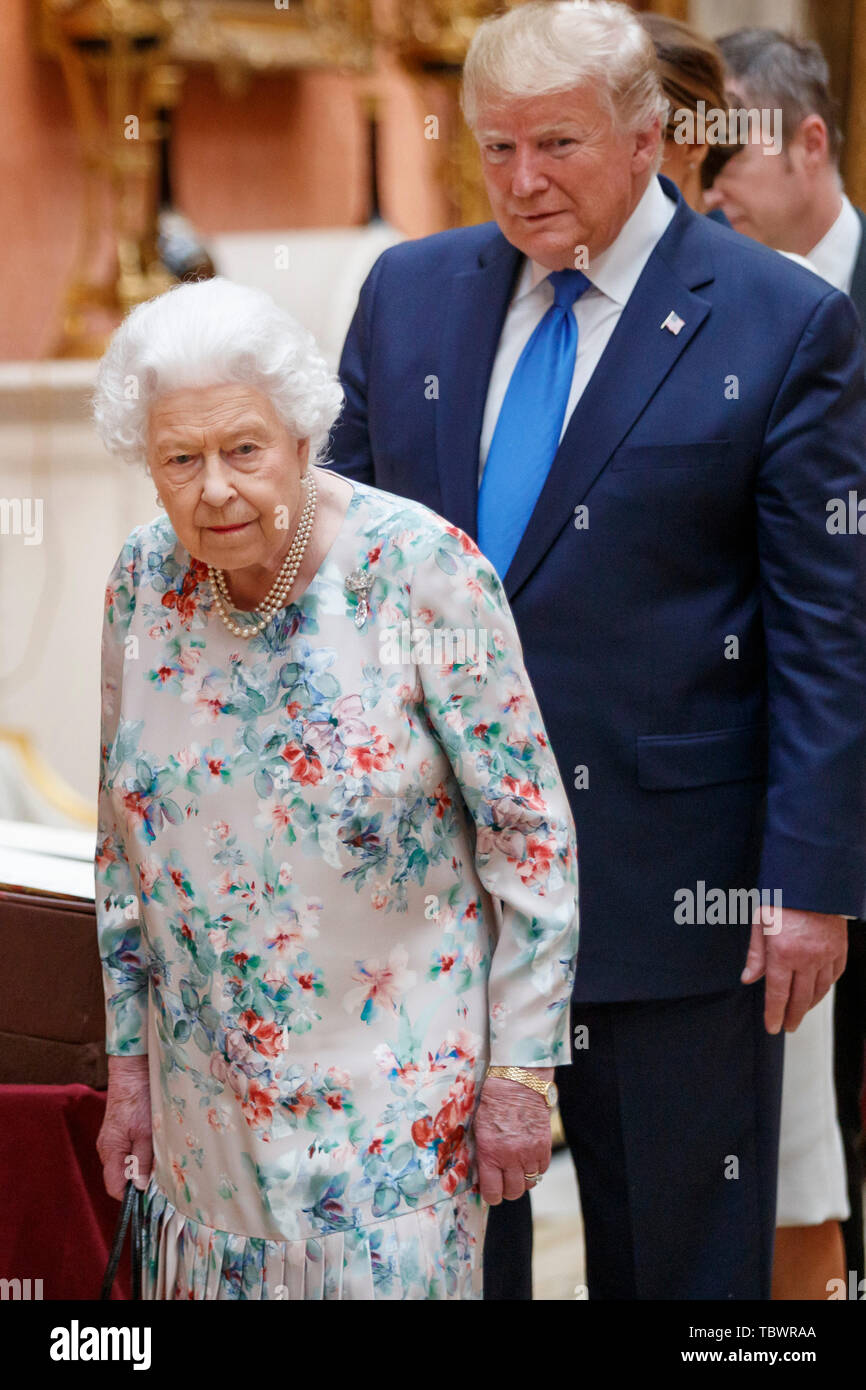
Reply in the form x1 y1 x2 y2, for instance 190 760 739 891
474 1072 553 1204
96 1055 153 1201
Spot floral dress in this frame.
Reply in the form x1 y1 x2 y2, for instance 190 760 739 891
95 475 579 1300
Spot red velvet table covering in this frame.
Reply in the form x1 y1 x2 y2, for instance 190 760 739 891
0 1084 131 1301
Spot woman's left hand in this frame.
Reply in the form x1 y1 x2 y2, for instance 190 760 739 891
474 1070 553 1203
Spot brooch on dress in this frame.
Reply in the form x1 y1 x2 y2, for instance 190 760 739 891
345 569 374 628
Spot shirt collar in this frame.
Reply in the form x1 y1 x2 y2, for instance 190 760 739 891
805 192 862 294
514 174 678 307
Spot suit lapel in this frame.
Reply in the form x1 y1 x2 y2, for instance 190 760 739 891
503 187 715 601
435 229 522 538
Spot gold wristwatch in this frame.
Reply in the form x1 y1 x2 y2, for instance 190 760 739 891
486 1065 558 1109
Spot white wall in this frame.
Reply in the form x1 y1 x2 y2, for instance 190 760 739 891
0 361 156 815
691 0 809 38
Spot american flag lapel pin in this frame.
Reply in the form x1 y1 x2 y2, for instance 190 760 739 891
661 310 685 335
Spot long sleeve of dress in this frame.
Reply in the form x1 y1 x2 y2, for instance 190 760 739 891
408 525 579 1066
94 529 149 1056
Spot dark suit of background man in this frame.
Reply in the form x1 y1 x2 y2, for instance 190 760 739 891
706 23 866 1298
328 0 866 1299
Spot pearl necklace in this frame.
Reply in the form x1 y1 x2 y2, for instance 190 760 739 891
206 471 317 638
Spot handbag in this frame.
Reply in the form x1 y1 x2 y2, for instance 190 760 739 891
99 1179 143 1300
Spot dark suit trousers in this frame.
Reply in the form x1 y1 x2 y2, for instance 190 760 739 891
483 983 784 1299
834 922 866 1285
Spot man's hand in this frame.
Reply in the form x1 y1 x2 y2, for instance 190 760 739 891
741 906 848 1034
474 1068 553 1204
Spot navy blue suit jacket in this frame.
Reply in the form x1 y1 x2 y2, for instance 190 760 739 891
329 174 866 1001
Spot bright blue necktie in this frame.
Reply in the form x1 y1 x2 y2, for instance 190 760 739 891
477 268 592 578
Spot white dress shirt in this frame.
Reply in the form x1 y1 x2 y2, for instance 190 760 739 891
478 175 678 481
804 191 863 294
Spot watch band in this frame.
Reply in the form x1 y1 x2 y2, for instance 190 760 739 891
486 1065 553 1100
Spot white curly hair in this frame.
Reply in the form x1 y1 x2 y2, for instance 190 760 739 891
92 276 345 469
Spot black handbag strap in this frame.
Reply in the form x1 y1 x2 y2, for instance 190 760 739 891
100 1179 143 1301
131 1180 143 1300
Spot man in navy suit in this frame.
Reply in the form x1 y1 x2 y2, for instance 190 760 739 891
328 0 866 1299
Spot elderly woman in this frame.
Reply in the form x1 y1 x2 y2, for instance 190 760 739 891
92 276 578 1300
